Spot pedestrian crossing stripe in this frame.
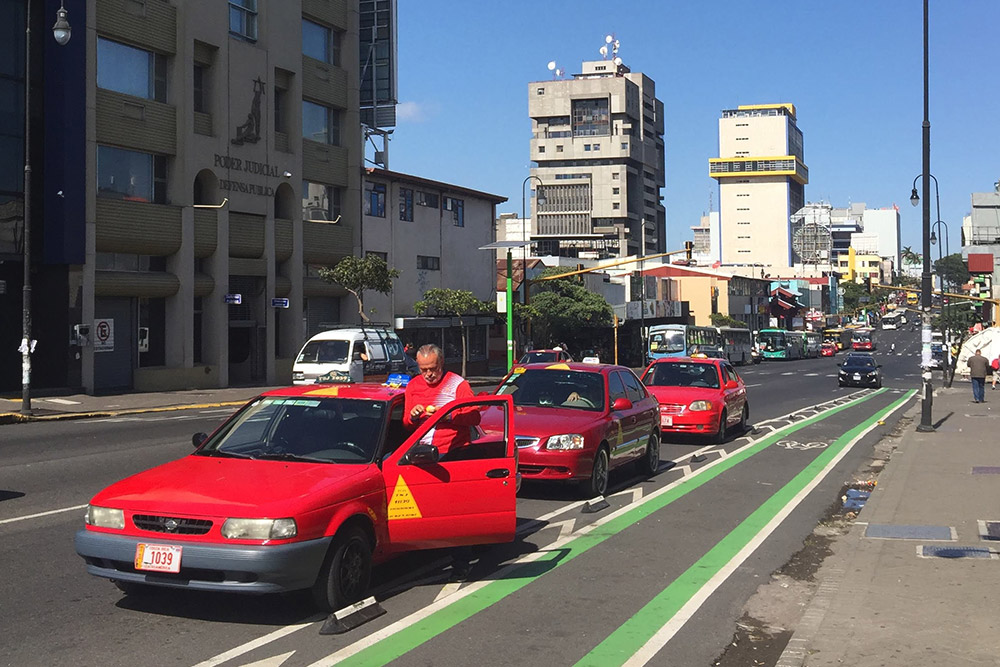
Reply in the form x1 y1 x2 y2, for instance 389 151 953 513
388 476 422 520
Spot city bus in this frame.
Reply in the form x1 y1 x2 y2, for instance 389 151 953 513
822 327 851 350
801 330 823 358
906 291 919 306
718 326 754 365
647 324 721 361
851 329 876 351
881 312 901 330
757 328 806 360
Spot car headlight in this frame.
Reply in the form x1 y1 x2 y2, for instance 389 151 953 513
85 505 124 529
292 371 305 380
688 400 714 412
546 434 585 450
221 518 297 540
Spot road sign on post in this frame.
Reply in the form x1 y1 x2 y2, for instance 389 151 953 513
94 318 114 352
271 298 290 308
224 294 242 305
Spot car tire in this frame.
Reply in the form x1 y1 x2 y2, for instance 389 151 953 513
581 447 610 498
713 409 728 444
738 403 750 433
311 525 372 613
638 432 659 476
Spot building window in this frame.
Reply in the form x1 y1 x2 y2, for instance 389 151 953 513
302 181 342 221
399 187 414 221
302 100 341 146
621 142 628 150
416 191 438 208
612 172 619 179
538 146 545 153
536 87 545 95
556 145 564 152
443 197 464 227
612 202 620 210
584 144 591 152
571 98 610 136
97 38 166 102
593 143 601 151
367 251 388 263
417 255 440 271
302 19 340 65
612 187 620 195
97 145 166 204
274 86 288 132
365 182 386 217
229 0 258 41
193 63 208 113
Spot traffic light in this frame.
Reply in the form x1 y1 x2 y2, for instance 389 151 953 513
684 240 694 261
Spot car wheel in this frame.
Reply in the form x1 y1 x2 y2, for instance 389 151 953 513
838 381 845 387
712 409 728 444
581 447 610 498
311 525 372 613
738 403 750 433
638 432 659 476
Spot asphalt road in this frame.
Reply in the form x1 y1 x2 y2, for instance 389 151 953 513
1 326 925 667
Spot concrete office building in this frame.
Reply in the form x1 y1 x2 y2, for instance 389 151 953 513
690 211 721 266
527 55 665 260
1 0 362 394
710 104 808 273
860 206 901 271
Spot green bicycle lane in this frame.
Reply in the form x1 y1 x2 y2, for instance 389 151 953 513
302 388 914 666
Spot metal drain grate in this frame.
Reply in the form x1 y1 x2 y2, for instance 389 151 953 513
978 520 1000 541
919 545 997 559
865 524 956 541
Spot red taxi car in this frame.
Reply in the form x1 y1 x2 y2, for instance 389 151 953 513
495 363 659 497
640 357 749 443
75 384 516 611
820 342 837 357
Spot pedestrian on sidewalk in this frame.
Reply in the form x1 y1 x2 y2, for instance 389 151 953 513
991 355 1000 390
967 348 989 403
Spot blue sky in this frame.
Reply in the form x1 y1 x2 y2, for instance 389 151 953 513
385 1 998 256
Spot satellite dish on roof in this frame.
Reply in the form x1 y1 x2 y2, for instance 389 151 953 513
547 61 556 71
599 45 608 57
555 68 564 77
605 34 614 44
613 57 622 66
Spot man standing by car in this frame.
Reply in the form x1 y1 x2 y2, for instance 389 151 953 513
403 344 476 454
967 348 989 403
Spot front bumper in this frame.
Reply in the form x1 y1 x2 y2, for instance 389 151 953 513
75 529 332 594
516 445 591 482
839 374 880 387
657 410 718 434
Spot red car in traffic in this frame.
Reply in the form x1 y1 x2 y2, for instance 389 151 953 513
75 384 517 611
820 342 837 357
495 363 660 497
640 357 749 443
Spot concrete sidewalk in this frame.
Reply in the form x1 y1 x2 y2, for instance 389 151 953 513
0 376 506 425
778 384 1000 666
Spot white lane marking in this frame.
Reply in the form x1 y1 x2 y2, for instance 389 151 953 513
0 504 87 526
239 652 295 667
190 620 323 667
781 372 795 376
623 393 913 666
804 373 819 377
199 395 871 666
826 374 837 378
433 583 463 603
745 383 762 388
43 398 81 405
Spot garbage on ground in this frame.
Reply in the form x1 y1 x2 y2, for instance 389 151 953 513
840 479 877 513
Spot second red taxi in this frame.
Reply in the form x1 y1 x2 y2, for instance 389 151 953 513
640 357 749 443
495 362 660 497
820 342 837 357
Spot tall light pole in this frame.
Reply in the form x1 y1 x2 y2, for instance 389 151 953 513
521 175 545 347
914 0 934 432
21 1 72 415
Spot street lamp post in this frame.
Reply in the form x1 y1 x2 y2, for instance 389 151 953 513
21 1 72 415
520 175 545 347
914 0 934 432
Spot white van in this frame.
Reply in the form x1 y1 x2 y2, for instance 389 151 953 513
292 326 407 384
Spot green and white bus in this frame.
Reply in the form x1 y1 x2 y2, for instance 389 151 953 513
757 328 805 360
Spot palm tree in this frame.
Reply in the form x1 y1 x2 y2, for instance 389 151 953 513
901 246 922 266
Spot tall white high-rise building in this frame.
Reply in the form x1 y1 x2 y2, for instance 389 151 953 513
710 104 808 273
528 54 665 259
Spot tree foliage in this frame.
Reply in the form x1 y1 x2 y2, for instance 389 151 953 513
840 280 868 312
318 255 400 322
901 245 923 267
710 313 747 328
414 288 491 377
934 253 969 290
529 267 613 348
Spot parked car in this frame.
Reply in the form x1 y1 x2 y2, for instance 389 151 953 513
838 354 882 388
518 348 574 364
494 363 659 497
640 357 749 443
820 342 838 357
75 384 516 611
292 326 406 384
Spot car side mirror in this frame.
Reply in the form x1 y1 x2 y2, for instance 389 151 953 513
612 397 633 411
877 364 883 368
192 432 208 448
477 390 490 397
726 380 739 389
404 443 440 465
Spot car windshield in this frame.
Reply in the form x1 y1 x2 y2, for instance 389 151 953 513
297 340 350 364
497 369 605 411
519 351 558 363
758 331 787 349
643 362 720 389
195 396 387 463
650 331 684 353
848 357 876 368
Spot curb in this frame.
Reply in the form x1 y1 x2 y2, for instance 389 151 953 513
0 400 249 425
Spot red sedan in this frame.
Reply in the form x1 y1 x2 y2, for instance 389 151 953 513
640 357 749 443
820 342 838 357
495 363 660 497
75 384 516 611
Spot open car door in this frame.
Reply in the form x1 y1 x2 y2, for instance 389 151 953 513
382 395 516 552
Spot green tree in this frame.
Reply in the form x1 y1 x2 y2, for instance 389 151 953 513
934 253 969 290
529 267 613 349
901 245 923 267
710 313 747 328
840 280 868 313
318 255 400 323
414 288 491 377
